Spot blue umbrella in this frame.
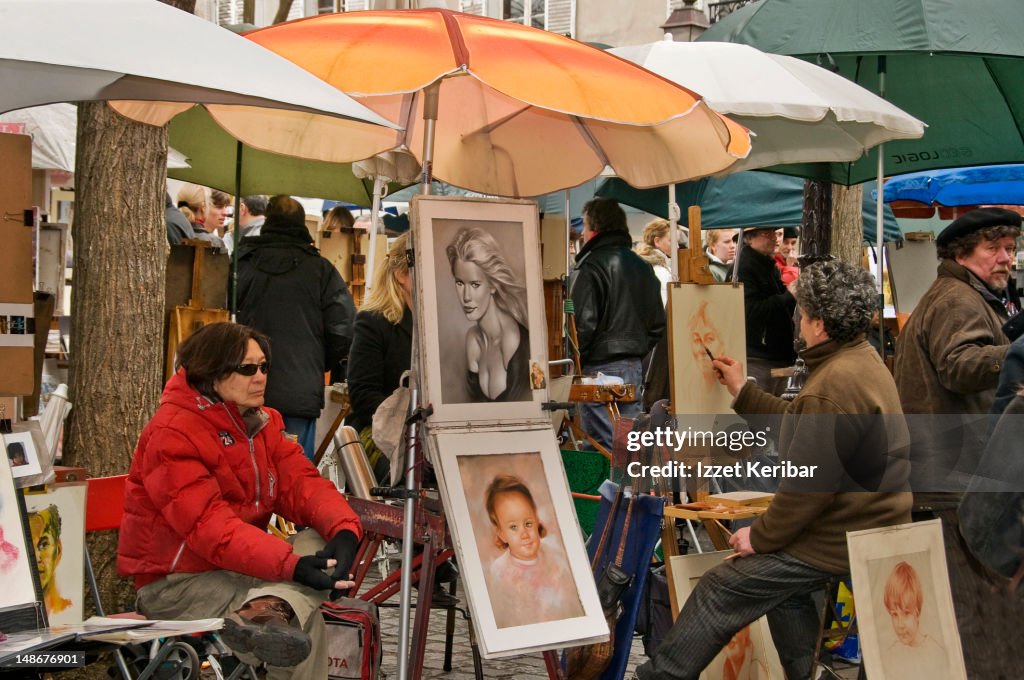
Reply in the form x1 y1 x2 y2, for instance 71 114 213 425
881 165 1024 207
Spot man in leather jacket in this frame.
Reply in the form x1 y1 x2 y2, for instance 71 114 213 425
569 198 665 450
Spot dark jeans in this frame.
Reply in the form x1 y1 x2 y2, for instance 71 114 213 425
634 552 832 680
282 415 316 462
580 358 644 452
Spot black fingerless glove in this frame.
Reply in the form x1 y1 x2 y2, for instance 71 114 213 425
292 554 335 591
316 530 359 599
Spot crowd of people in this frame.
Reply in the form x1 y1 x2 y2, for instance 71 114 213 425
128 192 1023 679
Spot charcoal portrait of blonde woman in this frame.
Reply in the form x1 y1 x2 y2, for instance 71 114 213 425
432 219 531 404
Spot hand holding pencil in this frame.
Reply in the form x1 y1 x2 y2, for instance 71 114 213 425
725 525 756 561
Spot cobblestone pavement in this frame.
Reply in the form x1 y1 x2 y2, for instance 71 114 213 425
374 582 860 679
376 587 648 680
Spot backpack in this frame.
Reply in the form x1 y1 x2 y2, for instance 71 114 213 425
322 597 382 680
633 562 673 658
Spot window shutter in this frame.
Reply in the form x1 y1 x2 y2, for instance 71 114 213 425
545 0 574 37
459 0 487 14
286 0 306 20
343 0 370 11
217 0 244 25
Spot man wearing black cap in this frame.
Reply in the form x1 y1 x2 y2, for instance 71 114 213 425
895 207 1020 474
893 207 1021 679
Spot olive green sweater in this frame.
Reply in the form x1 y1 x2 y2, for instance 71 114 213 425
733 338 913 573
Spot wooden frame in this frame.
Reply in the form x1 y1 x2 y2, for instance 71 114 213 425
412 195 549 425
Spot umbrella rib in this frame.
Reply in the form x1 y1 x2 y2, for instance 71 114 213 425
981 57 1024 149
570 115 610 168
441 9 471 69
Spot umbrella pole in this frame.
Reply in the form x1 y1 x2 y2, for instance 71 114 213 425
230 140 243 318
419 81 440 195
564 189 571 342
668 184 680 280
397 78 442 680
876 57 887 357
365 176 386 291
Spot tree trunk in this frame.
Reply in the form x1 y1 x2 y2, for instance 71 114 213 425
831 183 864 266
61 101 167 677
800 179 832 260
275 0 295 23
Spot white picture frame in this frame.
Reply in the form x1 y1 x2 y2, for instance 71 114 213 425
412 195 549 425
4 430 41 480
431 427 605 658
669 551 785 680
847 520 966 680
25 483 87 624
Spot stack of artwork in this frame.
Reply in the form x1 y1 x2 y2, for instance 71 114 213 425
411 196 606 658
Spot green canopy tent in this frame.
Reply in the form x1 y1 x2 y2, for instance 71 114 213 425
700 0 1024 185
596 172 902 242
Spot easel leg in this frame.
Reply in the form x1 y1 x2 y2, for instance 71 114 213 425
543 650 565 680
407 537 438 680
443 577 457 672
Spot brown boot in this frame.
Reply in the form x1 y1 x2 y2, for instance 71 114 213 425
220 596 311 667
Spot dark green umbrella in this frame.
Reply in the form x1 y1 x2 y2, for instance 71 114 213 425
701 0 1024 185
596 172 902 243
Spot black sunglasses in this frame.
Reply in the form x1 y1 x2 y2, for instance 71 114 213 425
234 361 269 376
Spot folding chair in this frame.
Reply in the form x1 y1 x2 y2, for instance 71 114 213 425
85 475 257 680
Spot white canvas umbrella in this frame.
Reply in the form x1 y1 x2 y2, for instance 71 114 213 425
610 38 925 173
610 37 925 277
0 0 397 161
0 103 189 172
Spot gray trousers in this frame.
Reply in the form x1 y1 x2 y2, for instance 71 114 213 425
137 530 329 680
634 552 833 680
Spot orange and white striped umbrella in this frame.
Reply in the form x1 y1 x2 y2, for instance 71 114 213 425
239 8 751 197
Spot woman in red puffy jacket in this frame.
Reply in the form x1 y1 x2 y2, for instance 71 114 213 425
118 322 361 678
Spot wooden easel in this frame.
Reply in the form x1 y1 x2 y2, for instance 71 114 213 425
165 241 230 380
677 206 716 285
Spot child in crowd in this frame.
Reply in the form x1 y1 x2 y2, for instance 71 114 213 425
484 474 583 628
881 561 950 678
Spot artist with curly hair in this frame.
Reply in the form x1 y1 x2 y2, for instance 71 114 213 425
635 260 912 680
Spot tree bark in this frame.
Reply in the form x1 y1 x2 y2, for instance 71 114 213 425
61 101 167 676
831 183 864 266
275 0 296 24
800 179 832 261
